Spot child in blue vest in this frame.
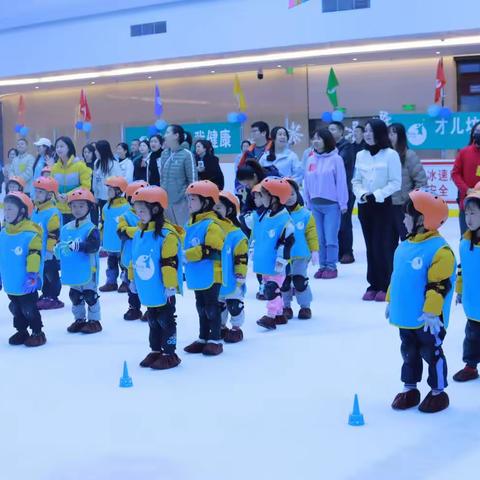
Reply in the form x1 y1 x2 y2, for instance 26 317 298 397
99 176 131 293
55 188 102 334
214 190 248 343
282 179 319 320
130 186 183 370
118 180 149 321
253 177 295 331
0 191 46 347
453 184 480 382
32 176 64 310
183 180 226 356
386 190 455 413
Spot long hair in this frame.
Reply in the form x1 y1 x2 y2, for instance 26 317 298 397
388 123 408 164
94 139 115 175
220 197 242 228
82 143 96 165
469 121 480 145
266 127 290 162
55 136 76 159
139 203 166 239
366 119 391 149
117 142 130 158
236 159 267 184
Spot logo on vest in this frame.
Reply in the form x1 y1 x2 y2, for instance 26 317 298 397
296 221 305 230
410 256 423 270
190 237 200 247
268 229 276 238
13 246 23 256
135 254 155 280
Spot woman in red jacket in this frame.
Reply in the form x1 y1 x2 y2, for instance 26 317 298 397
452 122 480 234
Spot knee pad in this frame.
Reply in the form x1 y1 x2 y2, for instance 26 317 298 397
292 275 309 293
69 288 84 306
280 276 292 293
83 289 99 307
264 281 280 301
226 299 244 317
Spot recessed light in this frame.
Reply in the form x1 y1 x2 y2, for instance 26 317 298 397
90 81 95 84
436 51 441 54
210 70 216 74
147 75 152 79
352 58 358 61
35 86 39 89
277 64 282 68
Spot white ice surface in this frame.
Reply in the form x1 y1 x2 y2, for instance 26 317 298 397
1 217 480 480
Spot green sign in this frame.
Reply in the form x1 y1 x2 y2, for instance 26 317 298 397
124 122 242 155
402 104 416 111
389 112 480 150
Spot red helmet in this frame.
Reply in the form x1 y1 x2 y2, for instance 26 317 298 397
33 176 59 193
409 190 449 231
125 180 149 199
4 191 34 217
67 188 96 205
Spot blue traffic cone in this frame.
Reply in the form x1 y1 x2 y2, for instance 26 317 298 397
348 394 365 426
119 361 133 388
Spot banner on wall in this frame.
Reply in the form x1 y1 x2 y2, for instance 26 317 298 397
421 160 457 204
124 122 242 155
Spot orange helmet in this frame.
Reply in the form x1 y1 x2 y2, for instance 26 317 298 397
125 180 149 199
105 176 128 193
219 191 240 213
260 177 292 205
409 189 449 231
132 185 168 210
5 191 34 217
186 180 220 204
67 188 96 205
33 176 59 193
251 184 262 194
8 176 26 190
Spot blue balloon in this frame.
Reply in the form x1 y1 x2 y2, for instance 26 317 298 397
439 107 452 119
14 124 23 133
237 112 248 123
154 119 168 131
19 126 29 136
75 121 84 130
227 112 239 123
427 104 441 118
82 122 92 133
332 110 344 122
321 111 332 123
148 125 158 136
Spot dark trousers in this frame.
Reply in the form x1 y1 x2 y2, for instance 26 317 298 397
8 292 43 333
399 327 448 390
92 199 106 227
392 204 408 243
358 198 396 292
42 258 61 299
459 209 467 237
128 290 141 310
195 283 222 342
338 191 355 257
462 320 480 367
148 299 177 354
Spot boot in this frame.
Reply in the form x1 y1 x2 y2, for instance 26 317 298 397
453 365 479 382
140 352 163 368
418 391 449 413
99 283 118 292
314 268 326 279
8 330 30 345
321 269 338 279
37 296 51 310
298 307 312 319
362 289 378 301
203 342 223 356
220 326 230 339
275 314 288 325
184 341 206 354
48 298 65 309
150 353 182 370
80 320 103 334
224 327 243 343
391 389 421 410
67 319 87 333
375 291 387 302
283 307 294 320
257 316 277 330
24 331 47 347
141 311 149 322
118 282 129 293
123 308 143 321
340 253 355 264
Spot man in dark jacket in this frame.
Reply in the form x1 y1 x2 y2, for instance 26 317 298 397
329 121 356 264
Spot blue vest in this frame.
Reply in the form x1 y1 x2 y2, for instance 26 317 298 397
460 238 480 322
32 204 62 257
390 236 456 329
120 209 139 268
59 220 99 286
220 228 247 296
0 228 40 295
290 207 312 259
253 209 291 275
184 219 216 290
102 202 131 253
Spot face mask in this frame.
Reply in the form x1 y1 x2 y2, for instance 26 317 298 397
473 132 480 145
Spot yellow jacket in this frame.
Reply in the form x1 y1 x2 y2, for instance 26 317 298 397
216 218 248 278
117 208 140 240
5 219 43 273
387 231 456 316
184 211 225 284
34 200 61 253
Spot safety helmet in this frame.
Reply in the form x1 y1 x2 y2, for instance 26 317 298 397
219 191 240 214
186 180 220 204
409 189 449 231
33 176 59 193
105 176 128 193
67 188 96 205
132 185 169 210
260 177 292 205
4 191 34 217
125 180 149 199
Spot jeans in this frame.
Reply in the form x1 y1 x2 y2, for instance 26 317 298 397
281 258 313 308
310 202 341 270
106 253 120 285
338 191 355 258
69 276 100 321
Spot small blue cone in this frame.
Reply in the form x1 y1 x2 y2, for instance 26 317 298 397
119 361 133 388
348 394 365 426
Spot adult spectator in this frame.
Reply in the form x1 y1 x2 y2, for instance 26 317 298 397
32 138 53 182
388 122 427 241
234 140 251 172
130 139 141 163
133 139 150 181
352 125 367 157
238 121 271 168
2 148 18 193
158 124 197 226
259 126 303 184
352 119 401 302
82 144 96 171
147 134 163 186
9 138 35 195
452 121 480 235
329 121 356 264
52 136 92 224
116 143 134 183
304 128 348 279
195 139 224 189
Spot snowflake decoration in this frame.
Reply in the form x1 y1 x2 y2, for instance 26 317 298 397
378 111 392 126
286 120 304 145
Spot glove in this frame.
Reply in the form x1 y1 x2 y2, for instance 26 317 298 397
456 293 462 305
418 312 444 336
274 258 287 274
385 303 390 320
23 272 39 294
54 241 71 258
311 251 319 266
68 239 80 252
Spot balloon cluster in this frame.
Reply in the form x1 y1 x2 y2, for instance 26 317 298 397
148 119 168 136
14 124 29 136
427 104 452 119
321 110 345 123
75 121 92 133
227 112 248 124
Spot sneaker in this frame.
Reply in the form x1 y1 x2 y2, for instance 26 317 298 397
375 291 387 302
67 319 87 333
224 327 243 343
283 307 294 320
314 268 326 279
99 283 118 293
150 353 182 370
42 298 65 310
257 316 277 330
339 254 355 264
391 389 421 410
453 365 479 382
118 282 129 293
24 331 47 347
275 314 288 325
321 269 338 279
8 330 30 345
37 297 51 310
123 308 143 321
80 320 103 334
140 352 162 368
184 341 207 354
298 307 312 319
362 289 378 301
418 391 449 413
203 342 223 356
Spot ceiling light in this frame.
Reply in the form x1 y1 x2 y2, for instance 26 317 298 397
147 75 152 79
436 51 441 54
210 70 215 74
277 64 282 68
352 58 358 61
90 81 95 84
34 86 39 89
